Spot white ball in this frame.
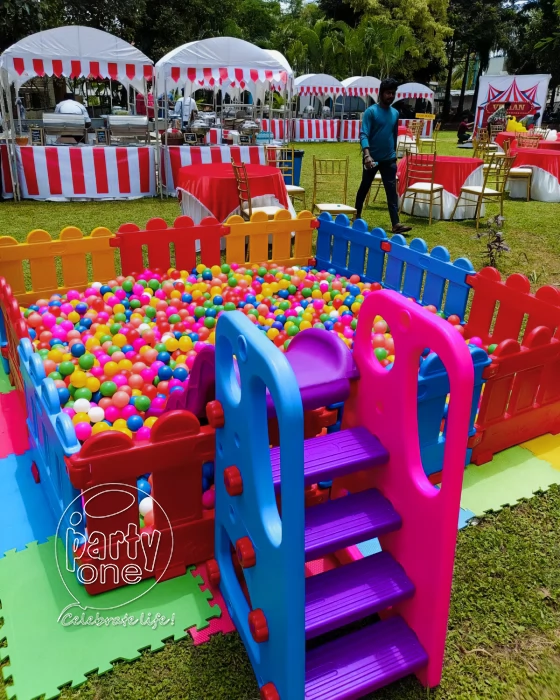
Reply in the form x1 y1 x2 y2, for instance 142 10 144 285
73 398 91 413
91 281 102 290
139 324 150 333
329 310 339 319
88 406 105 423
139 496 153 516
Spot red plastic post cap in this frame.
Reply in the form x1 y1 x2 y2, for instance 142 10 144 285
206 400 225 428
249 609 269 643
206 558 221 586
224 466 243 496
236 536 256 568
260 683 280 700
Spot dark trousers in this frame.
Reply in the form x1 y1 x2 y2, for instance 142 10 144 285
355 159 399 226
458 132 471 144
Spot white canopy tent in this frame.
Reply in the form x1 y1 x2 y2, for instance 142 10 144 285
342 76 380 98
395 82 434 104
294 74 344 97
0 26 154 200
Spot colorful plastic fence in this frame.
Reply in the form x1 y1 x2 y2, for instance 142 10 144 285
315 213 474 319
465 268 560 464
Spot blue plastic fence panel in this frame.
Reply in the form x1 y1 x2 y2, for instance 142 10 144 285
417 344 491 476
214 311 306 699
18 339 82 538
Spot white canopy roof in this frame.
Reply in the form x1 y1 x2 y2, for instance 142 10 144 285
155 37 291 89
342 76 380 97
395 82 434 102
295 74 344 96
0 26 153 92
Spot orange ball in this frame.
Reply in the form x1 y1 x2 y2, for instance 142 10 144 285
112 391 130 408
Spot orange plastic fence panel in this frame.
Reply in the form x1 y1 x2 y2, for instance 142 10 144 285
223 215 247 265
89 227 117 283
0 237 26 296
27 230 58 296
59 227 88 290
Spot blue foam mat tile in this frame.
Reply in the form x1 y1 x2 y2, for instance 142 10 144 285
458 507 476 529
0 449 57 557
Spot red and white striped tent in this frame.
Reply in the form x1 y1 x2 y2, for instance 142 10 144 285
341 76 380 99
155 38 291 91
394 82 434 104
0 26 153 93
294 74 345 97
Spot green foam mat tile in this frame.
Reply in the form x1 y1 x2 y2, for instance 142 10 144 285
0 537 220 700
0 359 14 394
461 445 560 517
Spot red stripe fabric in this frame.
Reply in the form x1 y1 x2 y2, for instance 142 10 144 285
168 147 183 187
108 63 118 80
32 59 45 76
171 66 181 83
210 148 222 164
52 59 63 77
138 148 150 193
229 147 241 164
93 148 109 194
187 68 196 82
203 68 213 83
126 64 136 80
69 148 86 195
70 61 81 78
13 58 24 75
248 147 260 164
234 68 243 84
189 147 203 165
45 147 62 195
219 67 228 82
89 61 100 78
116 148 131 194
250 69 259 83
0 146 13 194
143 65 153 80
20 147 39 195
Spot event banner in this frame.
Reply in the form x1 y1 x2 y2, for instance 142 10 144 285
475 74 551 127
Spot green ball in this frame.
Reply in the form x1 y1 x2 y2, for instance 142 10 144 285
122 279 133 293
437 311 446 318
168 314 181 324
288 284 297 295
169 359 176 369
258 267 267 277
287 325 299 337
153 377 160 386
221 264 231 274
227 277 238 288
79 353 95 370
49 371 62 381
301 288 312 298
279 300 290 311
135 396 151 412
109 323 121 335
202 299 213 308
313 322 326 329
114 313 126 323
100 334 113 344
38 349 50 359
194 307 206 318
155 343 166 353
224 302 236 311
145 306 156 319
130 299 141 309
374 347 388 360
68 384 76 397
204 317 216 329
248 309 259 319
100 381 117 397
148 279 160 291
75 387 92 400
488 343 498 353
203 292 211 300
59 361 75 377
283 339 292 350
319 313 329 323
137 279 148 288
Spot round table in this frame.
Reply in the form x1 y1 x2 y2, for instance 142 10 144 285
509 147 560 202
397 155 484 220
494 131 560 152
177 163 291 223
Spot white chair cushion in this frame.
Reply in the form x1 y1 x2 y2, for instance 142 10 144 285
461 185 500 195
406 182 444 192
285 184 305 193
420 138 435 142
315 203 357 213
242 205 283 216
509 167 533 175
482 163 497 169
373 173 399 180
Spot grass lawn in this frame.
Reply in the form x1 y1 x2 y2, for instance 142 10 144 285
1 132 560 699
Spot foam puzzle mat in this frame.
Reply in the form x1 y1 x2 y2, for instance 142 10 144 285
0 537 221 700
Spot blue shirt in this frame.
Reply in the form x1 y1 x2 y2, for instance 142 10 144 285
360 104 399 162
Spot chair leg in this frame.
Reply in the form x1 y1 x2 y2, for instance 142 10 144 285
372 183 380 202
428 192 434 225
411 192 418 218
450 194 461 222
527 174 531 202
500 194 504 217
474 196 482 230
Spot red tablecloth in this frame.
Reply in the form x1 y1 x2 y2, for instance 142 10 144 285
398 125 413 137
511 147 560 179
494 131 518 150
397 155 484 197
538 140 560 151
177 163 289 222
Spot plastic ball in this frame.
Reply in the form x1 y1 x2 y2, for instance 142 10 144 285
126 415 144 432
139 497 153 516
73 398 91 414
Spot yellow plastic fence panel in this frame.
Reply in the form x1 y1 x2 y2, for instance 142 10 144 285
223 210 315 267
0 237 26 296
0 227 116 306
27 230 59 296
90 227 118 283
59 227 88 290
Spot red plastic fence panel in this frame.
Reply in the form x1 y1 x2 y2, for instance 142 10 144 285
466 268 560 464
0 277 30 397
110 216 227 276
66 410 215 594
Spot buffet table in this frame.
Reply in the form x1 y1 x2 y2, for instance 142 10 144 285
160 145 268 195
0 145 14 199
397 155 484 220
15 145 156 200
509 147 560 202
177 163 292 223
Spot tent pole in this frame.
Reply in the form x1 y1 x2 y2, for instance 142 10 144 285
2 76 21 200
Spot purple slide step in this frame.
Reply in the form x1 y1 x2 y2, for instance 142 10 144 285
304 489 401 561
305 551 414 639
271 428 389 489
305 616 428 700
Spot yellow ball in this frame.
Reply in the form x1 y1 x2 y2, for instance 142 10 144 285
165 338 179 352
48 348 64 363
68 311 80 324
311 289 322 299
351 302 361 314
113 418 128 430
71 371 87 388
85 337 100 351
86 377 100 392
196 263 206 273
112 333 127 348
92 422 111 435
113 304 125 315
207 332 216 345
104 361 119 377
300 321 312 331
179 336 193 352
144 416 158 428
118 359 133 371
131 389 142 396
267 328 280 340
72 412 90 425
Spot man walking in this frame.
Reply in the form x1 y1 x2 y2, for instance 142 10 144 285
355 77 411 233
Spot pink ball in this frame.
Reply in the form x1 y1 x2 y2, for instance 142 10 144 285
75 423 92 441
113 374 128 388
372 333 387 348
151 397 165 410
341 315 353 326
42 313 57 328
202 489 215 510
141 368 156 383
343 327 354 339
62 407 76 419
374 320 388 334
133 284 144 296
104 406 121 423
67 290 80 301
469 336 483 348
112 391 130 408
133 339 146 351
60 303 73 315
135 426 151 441
121 405 137 419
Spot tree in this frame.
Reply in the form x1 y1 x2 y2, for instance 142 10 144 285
223 0 281 47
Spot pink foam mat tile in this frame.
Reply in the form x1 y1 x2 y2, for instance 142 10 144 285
0 392 29 458
187 564 236 645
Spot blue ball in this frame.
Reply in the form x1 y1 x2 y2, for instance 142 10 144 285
182 293 193 303
318 480 333 490
91 391 101 403
202 270 213 280
75 302 88 315
202 476 211 492
121 344 134 354
81 317 92 329
57 387 70 405
345 296 356 307
202 461 214 480
272 321 284 330
169 386 184 393
126 415 144 432
245 295 257 305
50 338 64 347
70 343 86 357
137 477 151 497
28 328 36 340
276 314 287 325
100 285 112 295
174 331 183 340
190 333 199 342
28 304 39 311
213 295 223 306
278 289 290 299
324 321 334 330
205 308 217 318
157 351 171 364
173 367 188 382
158 365 173 380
